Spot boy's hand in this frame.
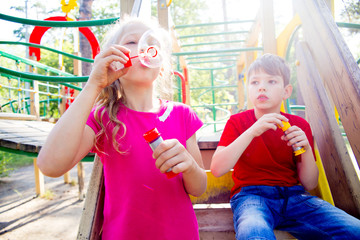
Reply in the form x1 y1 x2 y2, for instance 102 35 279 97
281 125 310 150
153 139 196 175
248 113 288 137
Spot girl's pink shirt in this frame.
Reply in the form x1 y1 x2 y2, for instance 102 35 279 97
86 100 203 240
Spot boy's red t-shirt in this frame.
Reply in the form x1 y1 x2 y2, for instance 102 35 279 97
218 109 315 198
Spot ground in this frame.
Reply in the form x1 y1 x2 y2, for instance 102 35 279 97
0 162 93 240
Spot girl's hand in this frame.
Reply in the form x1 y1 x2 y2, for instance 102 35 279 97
248 113 288 137
281 125 310 150
87 45 131 91
153 139 197 175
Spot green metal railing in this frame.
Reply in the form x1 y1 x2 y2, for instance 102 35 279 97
175 20 255 29
1 12 358 133
0 41 94 63
0 49 82 116
336 22 360 65
0 13 118 27
173 20 263 132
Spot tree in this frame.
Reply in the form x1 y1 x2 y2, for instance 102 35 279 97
79 0 94 77
341 0 360 23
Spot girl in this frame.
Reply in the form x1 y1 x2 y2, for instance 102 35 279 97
37 17 207 240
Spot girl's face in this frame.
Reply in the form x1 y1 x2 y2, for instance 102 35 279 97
117 22 161 87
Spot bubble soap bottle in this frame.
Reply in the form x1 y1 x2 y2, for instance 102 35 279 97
143 128 178 179
278 121 306 156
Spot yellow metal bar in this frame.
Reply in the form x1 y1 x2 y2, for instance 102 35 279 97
312 143 335 205
276 14 301 58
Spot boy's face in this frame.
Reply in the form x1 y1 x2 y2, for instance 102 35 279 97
248 69 292 114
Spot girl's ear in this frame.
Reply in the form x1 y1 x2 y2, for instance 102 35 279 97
283 84 293 100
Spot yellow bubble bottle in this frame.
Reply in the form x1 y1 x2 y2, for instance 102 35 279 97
278 121 306 156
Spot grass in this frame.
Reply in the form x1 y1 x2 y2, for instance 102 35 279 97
41 189 55 200
0 151 34 177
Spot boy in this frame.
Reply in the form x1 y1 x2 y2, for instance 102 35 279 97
210 54 360 240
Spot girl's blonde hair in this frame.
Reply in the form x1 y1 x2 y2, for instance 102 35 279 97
93 16 174 155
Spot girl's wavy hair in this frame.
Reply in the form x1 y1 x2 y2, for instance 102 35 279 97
93 16 174 155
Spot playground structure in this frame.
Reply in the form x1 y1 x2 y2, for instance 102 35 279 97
0 0 360 239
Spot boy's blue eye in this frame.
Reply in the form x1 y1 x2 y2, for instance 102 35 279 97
250 81 258 85
269 80 277 84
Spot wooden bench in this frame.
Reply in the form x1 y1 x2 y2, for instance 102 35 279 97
77 133 296 239
0 114 94 199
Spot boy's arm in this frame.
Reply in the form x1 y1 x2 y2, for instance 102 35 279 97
211 113 289 177
297 148 319 191
211 129 254 177
283 126 319 191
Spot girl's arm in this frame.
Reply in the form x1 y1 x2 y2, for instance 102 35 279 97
182 133 207 197
153 133 207 197
284 126 319 190
37 84 100 177
37 45 130 177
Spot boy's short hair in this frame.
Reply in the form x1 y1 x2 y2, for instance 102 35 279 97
247 53 291 86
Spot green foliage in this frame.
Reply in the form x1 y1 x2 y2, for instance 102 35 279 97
170 0 209 26
91 1 120 45
0 151 33 177
0 154 13 176
169 0 242 131
341 0 360 23
11 0 59 41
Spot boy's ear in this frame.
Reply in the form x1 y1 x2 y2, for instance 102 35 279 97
283 84 293 100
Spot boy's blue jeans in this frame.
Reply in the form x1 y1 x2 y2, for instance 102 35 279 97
230 185 360 240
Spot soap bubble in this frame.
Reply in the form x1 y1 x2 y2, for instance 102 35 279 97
111 28 168 71
137 28 166 68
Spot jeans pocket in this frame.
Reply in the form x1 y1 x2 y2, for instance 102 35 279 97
294 193 324 209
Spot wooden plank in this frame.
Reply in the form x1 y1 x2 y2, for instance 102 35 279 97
157 0 169 30
201 149 215 170
77 155 104 240
293 0 360 167
260 0 277 54
195 207 295 240
0 113 37 121
19 143 40 153
195 208 234 238
78 162 85 200
0 139 20 150
0 132 48 138
120 0 134 16
296 41 360 217
0 119 54 153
